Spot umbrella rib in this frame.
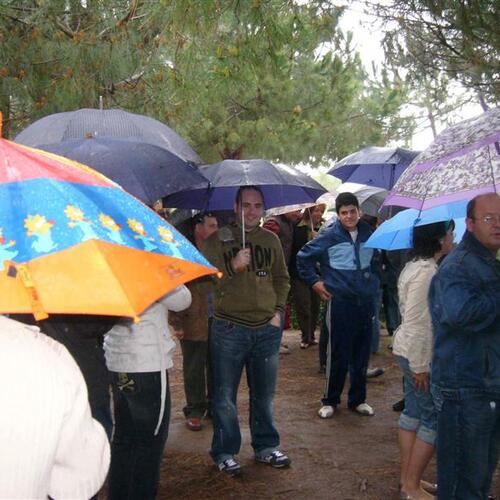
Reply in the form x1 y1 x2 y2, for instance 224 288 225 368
487 142 499 194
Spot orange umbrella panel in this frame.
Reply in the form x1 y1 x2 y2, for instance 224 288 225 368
0 138 218 319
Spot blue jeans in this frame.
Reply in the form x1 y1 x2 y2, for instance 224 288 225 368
323 298 373 408
395 355 436 445
108 371 170 500
210 319 282 461
433 387 500 499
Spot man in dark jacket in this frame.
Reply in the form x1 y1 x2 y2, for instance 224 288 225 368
430 193 500 500
297 192 379 418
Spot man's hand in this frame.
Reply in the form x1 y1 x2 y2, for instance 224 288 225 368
312 281 332 301
231 248 251 272
269 311 282 328
412 371 429 392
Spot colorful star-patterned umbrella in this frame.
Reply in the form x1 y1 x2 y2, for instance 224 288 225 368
0 138 218 320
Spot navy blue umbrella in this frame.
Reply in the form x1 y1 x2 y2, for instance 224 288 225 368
37 137 209 205
165 159 327 210
328 146 419 190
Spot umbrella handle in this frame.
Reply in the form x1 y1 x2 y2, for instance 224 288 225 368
241 205 245 249
307 208 314 234
10 263 49 321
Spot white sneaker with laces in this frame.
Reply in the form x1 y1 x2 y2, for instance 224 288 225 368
353 403 374 416
318 405 335 418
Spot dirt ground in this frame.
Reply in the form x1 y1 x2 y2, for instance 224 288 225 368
155 328 500 500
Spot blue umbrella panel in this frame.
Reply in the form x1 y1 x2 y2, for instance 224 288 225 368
364 200 467 250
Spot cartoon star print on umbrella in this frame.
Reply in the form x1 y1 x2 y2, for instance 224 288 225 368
0 137 218 320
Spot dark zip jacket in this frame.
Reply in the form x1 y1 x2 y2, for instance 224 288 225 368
430 231 500 395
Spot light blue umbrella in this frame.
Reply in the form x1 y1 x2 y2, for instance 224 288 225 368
364 200 467 250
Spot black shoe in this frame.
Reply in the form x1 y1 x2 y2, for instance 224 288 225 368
255 450 291 468
392 399 405 412
217 457 242 476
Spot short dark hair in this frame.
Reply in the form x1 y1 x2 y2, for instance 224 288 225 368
235 186 265 207
466 198 476 219
412 220 455 259
335 192 359 213
194 211 217 225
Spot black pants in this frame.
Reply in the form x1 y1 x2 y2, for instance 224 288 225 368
291 277 321 343
108 371 170 500
181 339 208 418
322 298 373 408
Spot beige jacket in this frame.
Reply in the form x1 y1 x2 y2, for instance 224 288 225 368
393 258 437 373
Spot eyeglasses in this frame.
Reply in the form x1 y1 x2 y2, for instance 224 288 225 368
472 215 500 225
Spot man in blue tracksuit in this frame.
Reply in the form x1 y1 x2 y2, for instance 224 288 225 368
297 193 379 418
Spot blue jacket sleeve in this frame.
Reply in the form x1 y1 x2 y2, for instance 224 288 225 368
296 230 331 287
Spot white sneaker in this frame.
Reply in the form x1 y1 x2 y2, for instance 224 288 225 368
318 405 335 418
353 403 374 416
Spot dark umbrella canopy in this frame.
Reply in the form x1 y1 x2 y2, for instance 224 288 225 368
15 108 202 165
165 159 327 210
328 146 419 190
39 138 209 205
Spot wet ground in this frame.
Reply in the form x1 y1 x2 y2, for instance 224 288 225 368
132 328 499 499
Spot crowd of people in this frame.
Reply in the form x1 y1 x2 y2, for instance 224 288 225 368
1 189 499 499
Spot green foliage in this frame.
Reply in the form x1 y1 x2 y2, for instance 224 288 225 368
0 0 414 164
371 0 499 106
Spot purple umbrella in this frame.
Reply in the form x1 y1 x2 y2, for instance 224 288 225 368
327 146 419 190
165 159 327 210
384 108 500 210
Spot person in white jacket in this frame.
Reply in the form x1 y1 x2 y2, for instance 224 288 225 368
0 315 110 500
104 285 192 500
393 221 454 500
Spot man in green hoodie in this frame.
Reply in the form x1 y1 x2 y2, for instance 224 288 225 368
203 186 291 476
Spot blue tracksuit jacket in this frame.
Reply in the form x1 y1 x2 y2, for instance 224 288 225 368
296 219 379 304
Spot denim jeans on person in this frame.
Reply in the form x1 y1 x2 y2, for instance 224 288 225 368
323 297 373 408
108 371 171 500
432 386 500 500
394 355 436 445
209 319 282 462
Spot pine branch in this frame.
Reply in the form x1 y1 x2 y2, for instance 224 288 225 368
55 18 75 38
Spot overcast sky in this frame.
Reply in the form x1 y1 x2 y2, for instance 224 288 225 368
336 1 483 151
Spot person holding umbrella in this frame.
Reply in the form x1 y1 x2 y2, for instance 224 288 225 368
202 186 291 476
